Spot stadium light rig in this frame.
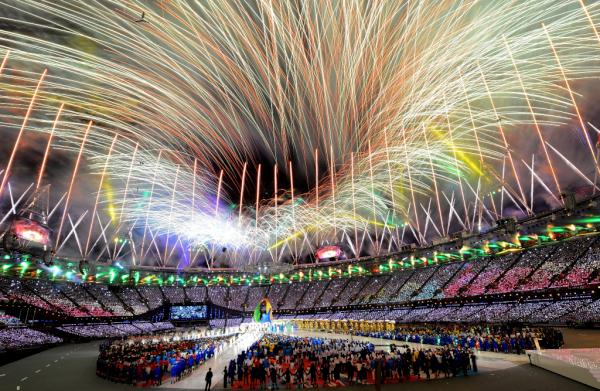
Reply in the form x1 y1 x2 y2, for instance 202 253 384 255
1 216 599 288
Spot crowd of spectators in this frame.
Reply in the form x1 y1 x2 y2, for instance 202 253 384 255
0 277 55 312
276 297 600 325
209 318 226 328
208 286 230 308
415 262 462 301
526 299 590 323
463 254 520 297
85 284 131 316
229 286 249 311
560 298 600 323
353 275 390 305
58 282 113 317
250 235 599 310
336 277 369 306
117 287 149 315
319 279 349 308
162 286 186 304
296 280 329 310
185 285 208 303
58 321 174 338
395 267 436 303
227 317 243 328
137 286 165 309
521 238 595 291
371 274 411 304
552 242 600 288
134 321 175 334
266 284 288 307
442 260 490 298
246 286 268 309
23 279 88 317
0 310 22 327
485 246 556 296
280 284 307 310
0 235 598 323
0 327 62 351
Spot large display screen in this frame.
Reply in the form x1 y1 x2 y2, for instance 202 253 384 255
316 245 341 260
11 217 51 246
169 305 208 320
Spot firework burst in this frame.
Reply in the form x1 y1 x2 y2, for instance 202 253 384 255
0 0 599 268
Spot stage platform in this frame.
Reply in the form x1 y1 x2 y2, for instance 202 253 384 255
527 348 600 389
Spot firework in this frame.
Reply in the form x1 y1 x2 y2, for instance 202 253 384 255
0 1 598 268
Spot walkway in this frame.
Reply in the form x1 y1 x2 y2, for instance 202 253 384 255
161 330 263 389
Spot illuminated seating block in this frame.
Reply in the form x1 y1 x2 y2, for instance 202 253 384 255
527 348 600 389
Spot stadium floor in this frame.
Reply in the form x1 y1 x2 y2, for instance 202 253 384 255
0 338 595 391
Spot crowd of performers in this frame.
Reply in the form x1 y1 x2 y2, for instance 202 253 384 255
95 324 565 388
292 320 564 354
220 334 477 389
96 333 229 386
353 324 565 354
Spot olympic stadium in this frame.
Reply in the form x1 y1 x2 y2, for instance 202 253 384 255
0 1 599 390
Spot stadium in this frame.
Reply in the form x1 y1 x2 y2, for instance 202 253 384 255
0 1 599 390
